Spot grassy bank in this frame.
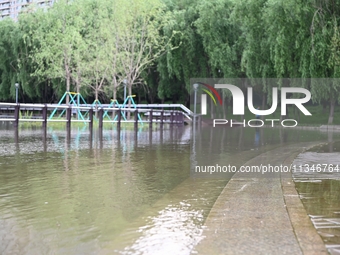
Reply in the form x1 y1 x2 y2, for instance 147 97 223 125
226 105 340 126
17 117 154 130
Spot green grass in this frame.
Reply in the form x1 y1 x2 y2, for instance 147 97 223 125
18 116 158 130
204 104 340 126
235 105 340 125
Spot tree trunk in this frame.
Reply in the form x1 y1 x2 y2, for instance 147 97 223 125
95 89 99 118
65 57 70 104
44 81 48 103
328 98 335 124
149 88 154 104
113 85 117 100
76 82 80 119
111 86 117 119
66 74 70 105
128 84 132 119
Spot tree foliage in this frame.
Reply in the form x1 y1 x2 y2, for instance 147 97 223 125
0 0 340 123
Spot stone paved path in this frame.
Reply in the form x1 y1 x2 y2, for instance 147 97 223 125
194 142 328 255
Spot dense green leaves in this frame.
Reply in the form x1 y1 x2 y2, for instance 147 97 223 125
0 0 340 122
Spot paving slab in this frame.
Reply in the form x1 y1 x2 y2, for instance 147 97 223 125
194 142 328 255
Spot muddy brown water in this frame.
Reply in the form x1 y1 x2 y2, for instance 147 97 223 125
0 124 340 255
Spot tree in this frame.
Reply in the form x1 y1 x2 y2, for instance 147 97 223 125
109 0 178 115
308 0 340 124
263 0 314 119
156 0 209 104
195 0 244 118
27 0 87 104
0 19 18 101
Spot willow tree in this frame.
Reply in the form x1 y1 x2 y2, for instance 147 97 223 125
106 0 177 117
194 0 243 118
260 0 314 120
0 19 18 101
27 0 87 104
79 0 111 102
231 0 276 110
97 0 125 102
155 0 210 103
195 0 242 78
307 0 340 124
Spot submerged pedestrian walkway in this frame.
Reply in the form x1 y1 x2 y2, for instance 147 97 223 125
195 142 328 255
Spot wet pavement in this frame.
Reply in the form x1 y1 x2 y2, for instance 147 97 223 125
194 142 328 255
292 143 340 255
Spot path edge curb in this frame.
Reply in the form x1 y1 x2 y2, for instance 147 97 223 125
281 143 328 255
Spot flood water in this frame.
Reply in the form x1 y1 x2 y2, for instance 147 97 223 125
293 140 340 255
1 123 340 255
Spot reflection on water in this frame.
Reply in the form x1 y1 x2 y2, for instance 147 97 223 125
120 205 204 255
1 124 232 255
293 140 340 255
0 125 195 254
1 123 340 254
114 178 228 255
191 125 339 179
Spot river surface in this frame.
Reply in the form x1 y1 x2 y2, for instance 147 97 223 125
1 123 340 254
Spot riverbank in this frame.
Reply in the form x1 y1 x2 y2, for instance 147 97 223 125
194 142 328 255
